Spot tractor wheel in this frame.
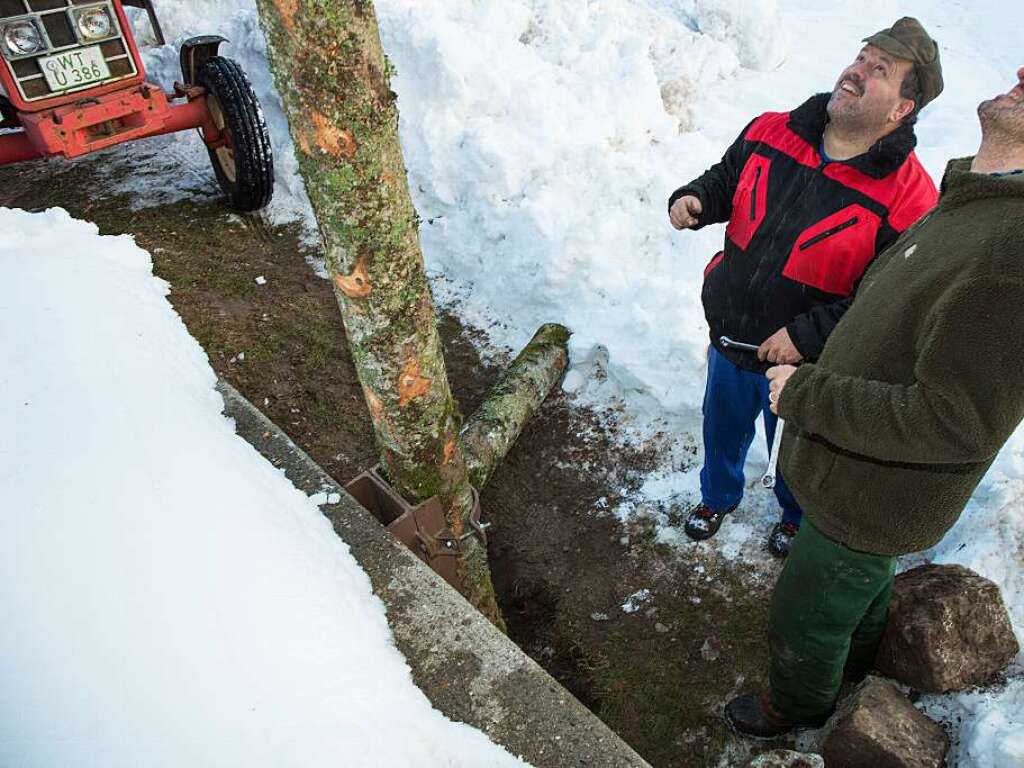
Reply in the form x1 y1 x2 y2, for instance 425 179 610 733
196 56 273 212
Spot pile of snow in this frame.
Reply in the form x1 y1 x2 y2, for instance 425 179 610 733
922 679 1024 767
0 207 526 768
376 0 777 412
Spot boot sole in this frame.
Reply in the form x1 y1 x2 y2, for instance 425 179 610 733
723 708 831 740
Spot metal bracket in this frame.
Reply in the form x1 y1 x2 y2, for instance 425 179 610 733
413 487 489 559
344 467 491 591
172 82 207 101
121 0 166 47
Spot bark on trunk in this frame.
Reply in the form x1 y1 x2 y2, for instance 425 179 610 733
462 324 571 489
253 0 503 624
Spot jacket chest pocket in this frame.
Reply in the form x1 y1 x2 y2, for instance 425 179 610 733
726 154 770 250
782 204 881 296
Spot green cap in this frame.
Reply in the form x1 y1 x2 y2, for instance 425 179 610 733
863 17 943 109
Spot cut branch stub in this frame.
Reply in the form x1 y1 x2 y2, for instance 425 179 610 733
311 111 359 159
334 257 372 298
397 358 432 407
462 323 571 489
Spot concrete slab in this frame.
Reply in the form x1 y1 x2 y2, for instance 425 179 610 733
217 379 650 768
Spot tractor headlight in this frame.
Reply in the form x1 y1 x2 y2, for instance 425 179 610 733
2 21 44 57
74 7 114 41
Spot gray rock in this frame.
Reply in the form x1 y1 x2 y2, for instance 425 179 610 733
876 564 1019 692
821 677 948 768
747 749 824 767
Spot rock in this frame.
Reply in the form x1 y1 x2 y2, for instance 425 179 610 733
747 749 824 767
654 622 669 633
821 677 947 768
700 637 720 661
876 564 1019 692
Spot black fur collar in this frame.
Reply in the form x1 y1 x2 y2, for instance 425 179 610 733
787 93 918 179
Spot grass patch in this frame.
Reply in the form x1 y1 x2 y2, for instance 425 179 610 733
554 559 772 766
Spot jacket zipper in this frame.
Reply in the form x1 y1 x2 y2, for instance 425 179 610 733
798 216 859 250
750 166 762 221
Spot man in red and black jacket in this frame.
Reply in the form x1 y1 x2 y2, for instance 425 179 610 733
668 17 942 556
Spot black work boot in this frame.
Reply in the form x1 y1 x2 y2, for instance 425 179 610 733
724 693 831 740
683 503 735 541
767 521 799 559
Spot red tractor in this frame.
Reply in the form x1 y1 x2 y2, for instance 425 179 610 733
0 0 273 212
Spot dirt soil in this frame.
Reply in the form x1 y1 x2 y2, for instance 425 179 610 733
1 138 784 767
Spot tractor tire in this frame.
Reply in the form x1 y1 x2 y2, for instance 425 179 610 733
196 56 273 212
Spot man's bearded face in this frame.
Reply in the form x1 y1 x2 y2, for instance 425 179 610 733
979 67 1024 140
827 45 912 134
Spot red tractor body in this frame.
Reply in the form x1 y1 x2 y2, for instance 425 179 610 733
0 0 272 211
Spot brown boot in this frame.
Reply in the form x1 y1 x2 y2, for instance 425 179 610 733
724 693 831 740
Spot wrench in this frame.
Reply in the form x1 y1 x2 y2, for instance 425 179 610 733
716 335 785 486
762 419 784 489
719 335 760 353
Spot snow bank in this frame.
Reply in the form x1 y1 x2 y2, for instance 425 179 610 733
0 207 527 768
375 0 761 412
923 678 1024 767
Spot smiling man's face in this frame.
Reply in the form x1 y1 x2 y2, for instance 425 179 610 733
827 45 915 134
978 67 1024 139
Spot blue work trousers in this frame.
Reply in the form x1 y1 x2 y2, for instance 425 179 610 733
700 346 803 526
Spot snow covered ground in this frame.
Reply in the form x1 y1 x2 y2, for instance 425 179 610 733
4 0 1022 764
0 207 527 767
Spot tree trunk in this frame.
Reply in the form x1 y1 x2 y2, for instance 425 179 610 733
254 0 506 624
462 324 571 489
252 0 570 631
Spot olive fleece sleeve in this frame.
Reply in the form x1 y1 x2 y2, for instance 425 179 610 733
778 277 1024 464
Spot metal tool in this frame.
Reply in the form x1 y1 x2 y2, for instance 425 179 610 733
717 335 785 486
719 335 760 353
762 418 784 489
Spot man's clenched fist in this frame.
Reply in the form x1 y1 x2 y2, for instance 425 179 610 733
758 327 803 365
670 195 702 230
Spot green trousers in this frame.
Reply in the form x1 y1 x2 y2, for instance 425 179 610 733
769 519 896 722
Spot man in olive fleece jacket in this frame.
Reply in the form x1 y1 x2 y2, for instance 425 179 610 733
723 66 1024 739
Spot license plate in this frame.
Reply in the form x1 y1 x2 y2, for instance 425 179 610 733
39 46 111 93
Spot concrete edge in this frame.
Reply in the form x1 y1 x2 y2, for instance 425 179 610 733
216 379 650 768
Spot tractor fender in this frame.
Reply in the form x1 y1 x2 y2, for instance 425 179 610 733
180 36 229 85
